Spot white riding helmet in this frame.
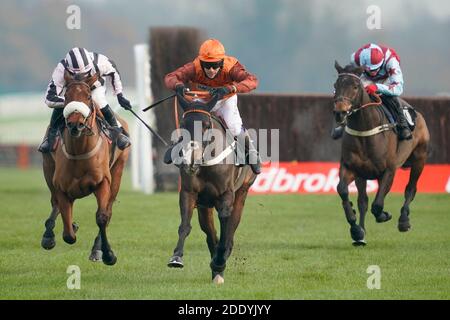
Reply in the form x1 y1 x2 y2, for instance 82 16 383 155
359 44 384 71
64 47 94 74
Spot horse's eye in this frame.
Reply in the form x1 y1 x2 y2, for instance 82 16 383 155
354 86 358 90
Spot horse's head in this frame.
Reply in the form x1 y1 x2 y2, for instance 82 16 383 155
63 71 98 137
176 91 220 175
333 61 365 116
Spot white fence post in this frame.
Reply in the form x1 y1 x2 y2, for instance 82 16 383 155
132 44 154 194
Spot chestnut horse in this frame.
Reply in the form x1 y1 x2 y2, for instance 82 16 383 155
41 72 130 265
167 91 256 284
333 61 429 245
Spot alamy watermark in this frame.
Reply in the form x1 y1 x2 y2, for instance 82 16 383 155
66 265 81 290
366 5 381 30
168 124 279 167
66 5 81 30
366 265 381 289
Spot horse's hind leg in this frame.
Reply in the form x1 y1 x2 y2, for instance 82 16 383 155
399 153 426 232
168 190 197 268
94 179 116 266
337 165 361 244
89 232 102 262
41 195 59 250
198 206 218 258
354 177 368 245
371 169 395 223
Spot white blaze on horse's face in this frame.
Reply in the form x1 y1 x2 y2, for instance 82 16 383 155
182 140 202 166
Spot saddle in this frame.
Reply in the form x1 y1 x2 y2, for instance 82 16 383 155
378 97 417 132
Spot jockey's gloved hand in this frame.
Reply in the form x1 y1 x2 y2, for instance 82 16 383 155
117 93 132 110
175 84 186 96
365 84 378 96
210 85 236 99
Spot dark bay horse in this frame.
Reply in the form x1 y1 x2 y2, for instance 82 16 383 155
167 91 256 284
333 61 429 245
41 71 130 265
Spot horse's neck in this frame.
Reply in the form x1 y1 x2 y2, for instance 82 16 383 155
347 91 383 130
63 125 100 155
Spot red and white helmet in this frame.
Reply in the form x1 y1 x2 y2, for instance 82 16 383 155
64 47 94 74
358 44 384 71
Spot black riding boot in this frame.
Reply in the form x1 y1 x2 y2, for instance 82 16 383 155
382 96 412 140
102 105 131 150
236 130 261 175
38 108 64 153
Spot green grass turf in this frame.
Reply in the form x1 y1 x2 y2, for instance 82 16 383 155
0 167 449 299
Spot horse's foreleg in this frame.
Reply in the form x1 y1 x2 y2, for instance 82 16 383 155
211 189 234 283
198 206 218 258
337 165 363 244
355 178 368 231
94 179 116 266
56 191 76 244
399 155 426 232
89 156 126 262
41 195 59 250
353 177 368 245
168 190 197 268
371 169 395 223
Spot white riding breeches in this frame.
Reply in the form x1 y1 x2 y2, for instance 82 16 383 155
210 95 243 136
91 86 109 109
91 85 122 127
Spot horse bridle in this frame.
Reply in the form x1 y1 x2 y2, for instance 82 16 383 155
334 73 382 121
65 81 96 136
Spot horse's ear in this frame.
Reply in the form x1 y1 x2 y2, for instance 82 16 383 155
334 60 344 74
64 70 74 84
85 73 99 88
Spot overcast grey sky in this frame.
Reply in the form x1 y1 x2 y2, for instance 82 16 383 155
2 0 450 95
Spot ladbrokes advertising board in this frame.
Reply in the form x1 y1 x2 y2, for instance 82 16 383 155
250 162 450 194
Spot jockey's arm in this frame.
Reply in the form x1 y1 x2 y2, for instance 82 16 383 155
229 62 258 93
164 62 196 90
44 63 66 108
375 59 404 96
97 54 123 96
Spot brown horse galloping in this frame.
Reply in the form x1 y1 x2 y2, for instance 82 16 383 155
41 72 130 265
167 91 256 284
333 61 429 245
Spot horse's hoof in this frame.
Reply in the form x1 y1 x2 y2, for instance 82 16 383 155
41 237 56 250
350 225 365 242
63 234 76 245
376 211 392 223
72 222 79 233
168 256 184 268
398 221 411 232
102 251 117 266
213 274 224 285
352 239 367 246
89 250 103 262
